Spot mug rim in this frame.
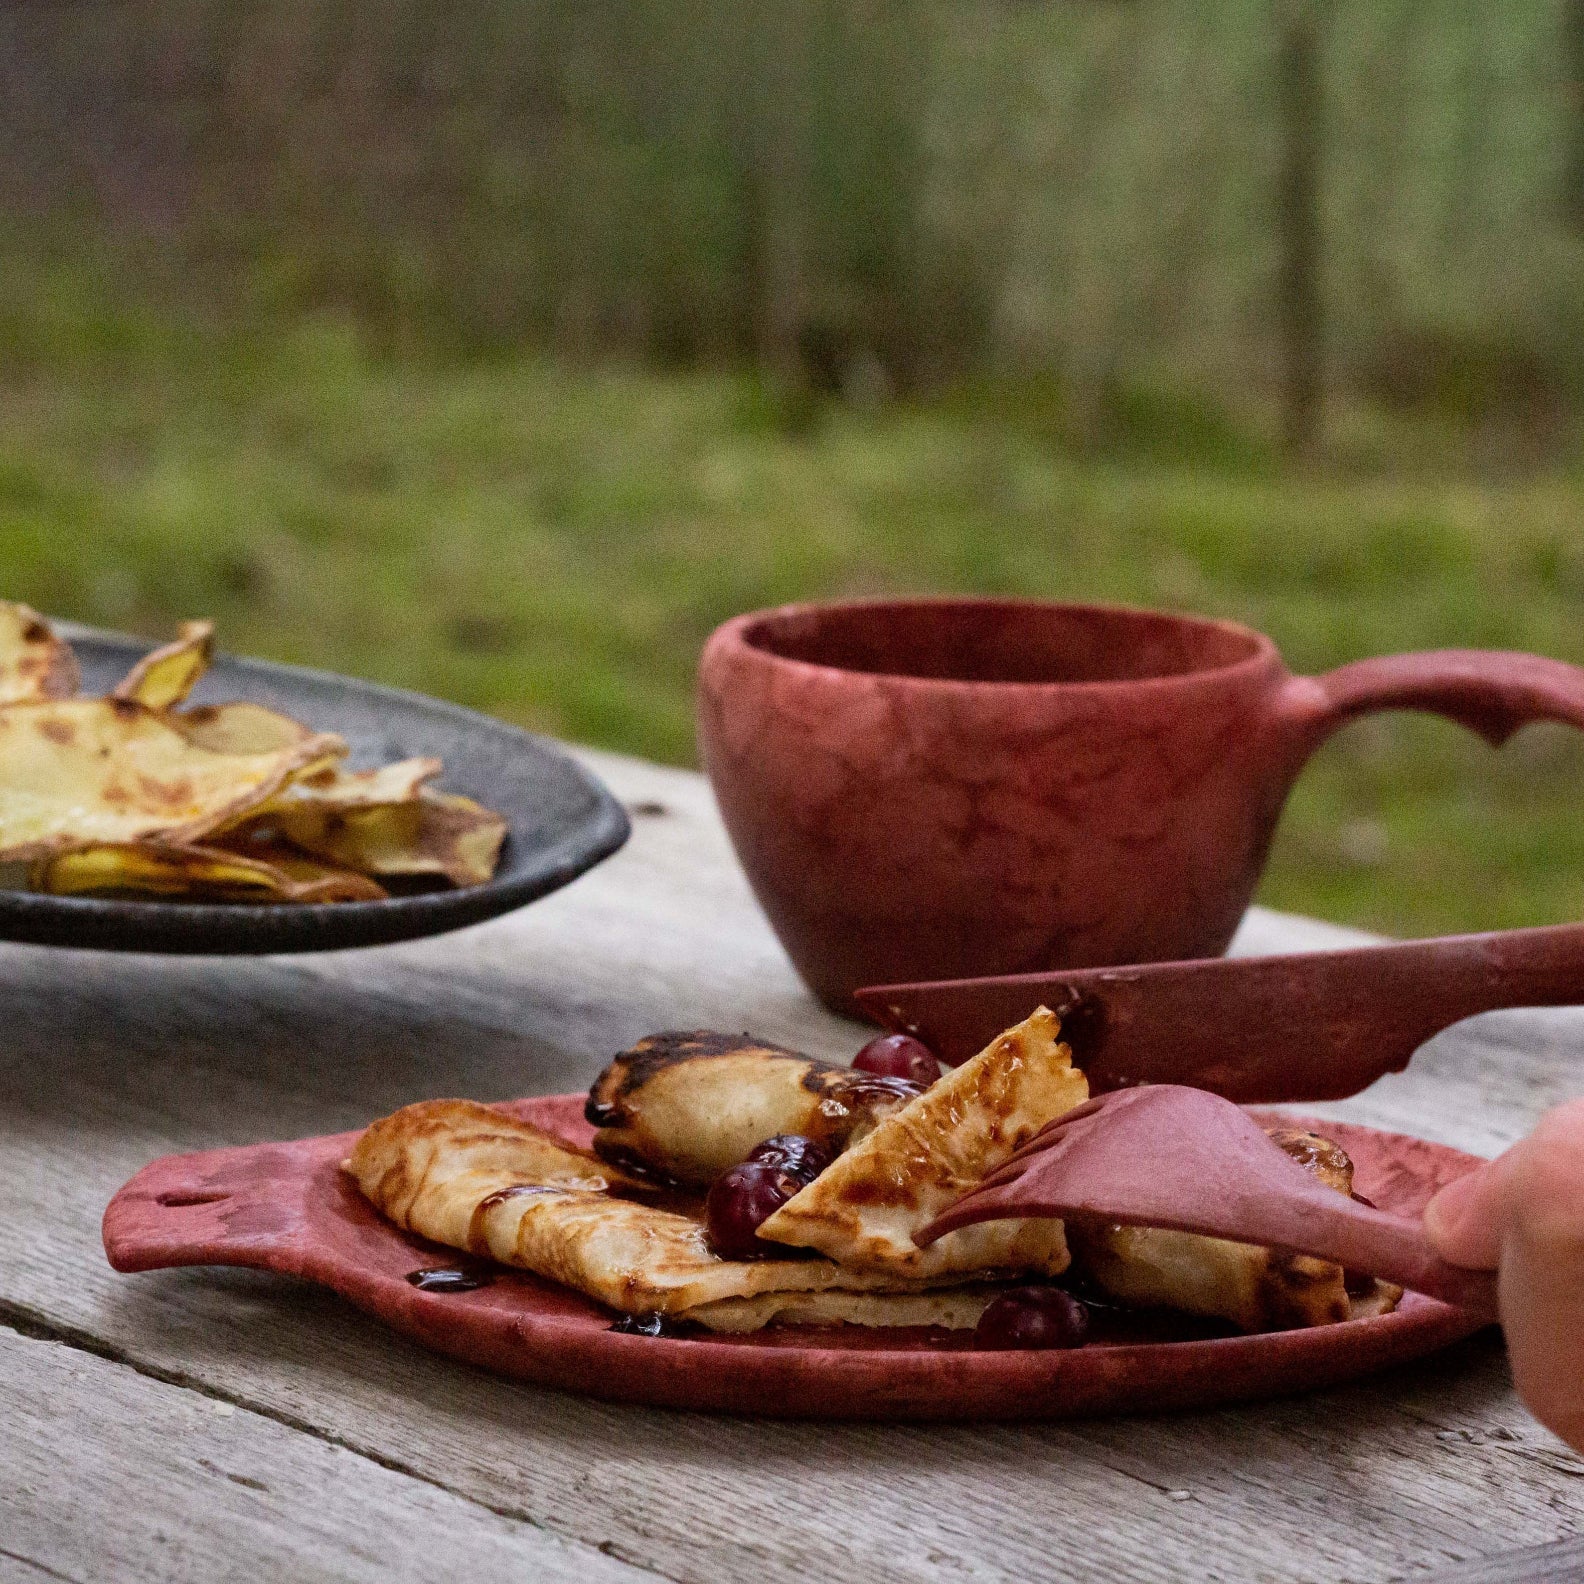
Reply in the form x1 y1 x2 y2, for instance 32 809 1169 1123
721 596 1281 692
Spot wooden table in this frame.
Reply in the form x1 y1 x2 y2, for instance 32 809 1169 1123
3 746 1582 1584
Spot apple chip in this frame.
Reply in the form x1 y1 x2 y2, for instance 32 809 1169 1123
248 773 507 887
0 602 79 704
287 759 443 805
34 840 387 903
112 620 214 709
169 701 317 756
0 698 346 861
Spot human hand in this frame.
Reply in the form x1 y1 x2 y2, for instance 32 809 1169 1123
1424 1098 1584 1451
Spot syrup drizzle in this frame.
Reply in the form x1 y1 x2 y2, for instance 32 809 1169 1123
406 1266 494 1293
609 1312 692 1337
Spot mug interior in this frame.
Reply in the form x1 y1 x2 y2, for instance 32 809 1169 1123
742 600 1267 686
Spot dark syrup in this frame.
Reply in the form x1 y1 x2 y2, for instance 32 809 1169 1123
1047 1270 1238 1346
406 1266 494 1294
609 1312 692 1337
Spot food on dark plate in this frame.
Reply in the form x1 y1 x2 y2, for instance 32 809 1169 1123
346 1010 1402 1343
34 839 389 904
0 601 80 703
0 697 340 858
0 604 507 902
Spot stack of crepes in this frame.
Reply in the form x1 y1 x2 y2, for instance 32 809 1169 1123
0 603 506 903
345 1008 1402 1336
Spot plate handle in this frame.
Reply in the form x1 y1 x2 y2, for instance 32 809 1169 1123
102 1139 326 1275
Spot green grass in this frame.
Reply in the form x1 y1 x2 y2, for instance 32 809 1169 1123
3 288 1584 938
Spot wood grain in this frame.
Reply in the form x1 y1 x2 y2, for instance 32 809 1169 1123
0 1325 656 1583
1422 1534 1584 1582
0 746 1579 1583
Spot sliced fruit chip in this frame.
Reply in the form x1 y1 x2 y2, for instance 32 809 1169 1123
111 620 215 710
211 830 396 901
32 840 387 903
216 825 403 894
0 607 509 903
0 697 347 861
0 602 80 704
239 764 505 887
284 757 442 805
169 700 317 756
411 791 508 885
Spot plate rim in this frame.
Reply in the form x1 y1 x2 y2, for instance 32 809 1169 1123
103 1097 1493 1420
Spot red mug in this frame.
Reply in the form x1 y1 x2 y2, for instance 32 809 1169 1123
697 597 1584 1016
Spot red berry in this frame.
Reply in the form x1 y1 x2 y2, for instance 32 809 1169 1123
746 1134 834 1181
974 1287 1090 1350
706 1160 799 1259
853 1033 942 1086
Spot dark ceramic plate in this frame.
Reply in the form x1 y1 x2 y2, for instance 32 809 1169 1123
103 1098 1488 1420
0 625 629 953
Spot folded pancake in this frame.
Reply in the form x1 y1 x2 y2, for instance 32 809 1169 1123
587 1031 923 1186
344 1099 945 1317
1068 1127 1399 1331
757 1007 1090 1280
684 1284 1015 1335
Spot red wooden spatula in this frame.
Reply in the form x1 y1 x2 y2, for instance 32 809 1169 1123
855 919 1584 1102
916 1085 1498 1319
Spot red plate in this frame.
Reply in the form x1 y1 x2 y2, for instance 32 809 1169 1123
102 1096 1491 1421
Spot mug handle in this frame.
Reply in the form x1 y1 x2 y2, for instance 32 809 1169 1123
1277 649 1584 751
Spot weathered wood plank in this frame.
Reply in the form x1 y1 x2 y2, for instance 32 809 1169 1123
0 1324 658 1584
0 1550 82 1584
1421 1534 1584 1583
0 746 1579 1584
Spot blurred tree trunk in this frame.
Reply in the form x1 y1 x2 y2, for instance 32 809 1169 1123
740 4 809 384
1567 0 1584 226
1276 0 1324 455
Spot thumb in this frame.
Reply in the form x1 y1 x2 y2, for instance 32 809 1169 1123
1423 1100 1584 1454
1423 1155 1506 1270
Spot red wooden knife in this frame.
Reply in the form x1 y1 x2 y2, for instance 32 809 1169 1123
854 920 1584 1103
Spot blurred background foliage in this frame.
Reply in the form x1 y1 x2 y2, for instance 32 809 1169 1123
2 0 1584 936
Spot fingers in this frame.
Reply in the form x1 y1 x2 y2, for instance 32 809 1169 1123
1423 1156 1506 1270
1495 1110 1584 1450
1426 1099 1584 1451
